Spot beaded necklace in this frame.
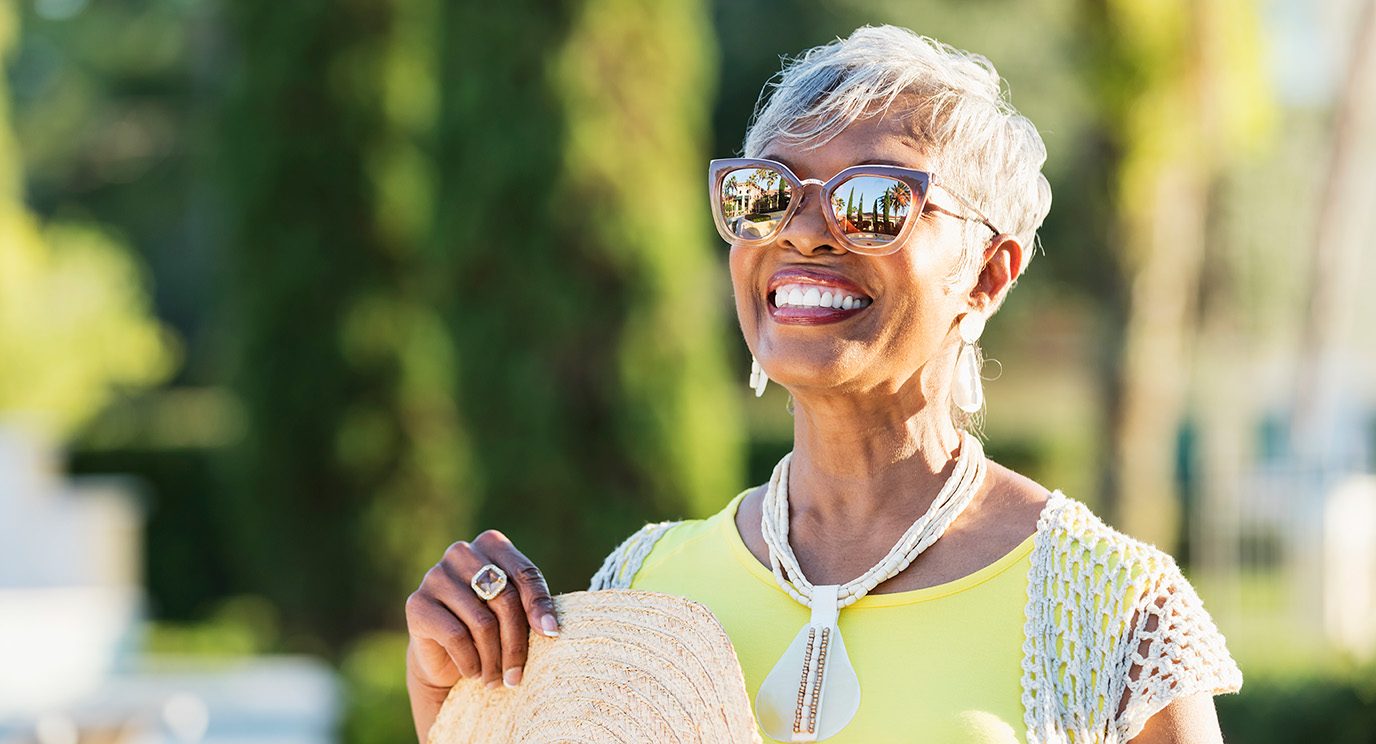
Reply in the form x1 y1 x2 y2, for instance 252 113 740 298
753 429 987 741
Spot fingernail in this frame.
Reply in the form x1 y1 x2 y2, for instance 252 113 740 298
540 614 560 637
504 666 523 688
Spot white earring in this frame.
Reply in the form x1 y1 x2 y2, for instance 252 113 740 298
953 313 986 414
749 355 769 398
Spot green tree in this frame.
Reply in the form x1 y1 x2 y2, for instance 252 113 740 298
218 0 468 649
435 0 743 591
0 0 175 439
1084 0 1269 547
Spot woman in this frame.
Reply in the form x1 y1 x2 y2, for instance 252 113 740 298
405 26 1242 743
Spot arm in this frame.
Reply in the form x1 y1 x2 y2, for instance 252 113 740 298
1128 692 1225 744
407 638 451 744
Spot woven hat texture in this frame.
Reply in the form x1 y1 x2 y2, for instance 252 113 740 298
427 589 762 744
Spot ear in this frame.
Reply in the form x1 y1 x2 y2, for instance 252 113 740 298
968 233 1023 314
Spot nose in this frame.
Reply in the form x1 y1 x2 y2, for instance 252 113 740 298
776 182 845 257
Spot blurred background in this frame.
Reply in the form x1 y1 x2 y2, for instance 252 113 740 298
1 0 1374 741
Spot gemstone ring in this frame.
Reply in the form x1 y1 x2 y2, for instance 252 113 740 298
470 563 509 601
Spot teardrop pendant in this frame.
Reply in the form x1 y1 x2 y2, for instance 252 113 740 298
754 586 860 741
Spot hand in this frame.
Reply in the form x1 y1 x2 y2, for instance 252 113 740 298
404 530 559 739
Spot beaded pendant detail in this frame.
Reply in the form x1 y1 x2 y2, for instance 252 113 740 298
755 585 860 741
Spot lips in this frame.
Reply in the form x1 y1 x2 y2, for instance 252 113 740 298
765 267 874 326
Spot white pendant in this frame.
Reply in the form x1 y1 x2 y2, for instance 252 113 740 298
754 585 860 741
953 342 984 413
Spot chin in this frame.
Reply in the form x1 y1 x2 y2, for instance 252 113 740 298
754 342 863 390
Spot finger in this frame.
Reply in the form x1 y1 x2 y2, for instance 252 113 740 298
405 593 482 682
475 529 560 639
471 534 536 686
485 574 529 688
439 546 505 688
454 543 527 688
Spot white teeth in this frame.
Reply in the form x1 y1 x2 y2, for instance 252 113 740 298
771 282 873 310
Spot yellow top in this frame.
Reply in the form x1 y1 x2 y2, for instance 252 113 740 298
628 489 1036 744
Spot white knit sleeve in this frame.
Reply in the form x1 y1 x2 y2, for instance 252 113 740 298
1020 495 1243 744
587 520 683 590
1112 556 1243 741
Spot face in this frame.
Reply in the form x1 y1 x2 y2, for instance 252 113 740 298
729 103 1017 400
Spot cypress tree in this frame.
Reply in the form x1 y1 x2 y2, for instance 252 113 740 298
435 0 743 590
218 0 467 649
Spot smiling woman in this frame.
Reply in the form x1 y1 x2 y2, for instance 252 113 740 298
406 24 1242 744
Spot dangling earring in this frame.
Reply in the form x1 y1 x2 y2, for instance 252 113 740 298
749 355 769 398
953 312 986 414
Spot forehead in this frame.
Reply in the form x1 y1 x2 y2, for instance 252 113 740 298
759 100 935 180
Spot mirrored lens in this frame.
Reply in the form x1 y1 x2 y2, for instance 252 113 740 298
830 175 918 248
718 166 792 240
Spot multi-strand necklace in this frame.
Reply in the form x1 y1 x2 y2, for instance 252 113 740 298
753 429 987 742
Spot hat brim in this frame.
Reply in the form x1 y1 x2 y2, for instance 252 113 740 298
427 589 761 744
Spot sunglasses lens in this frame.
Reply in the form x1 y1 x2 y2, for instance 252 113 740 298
830 175 920 249
717 166 793 240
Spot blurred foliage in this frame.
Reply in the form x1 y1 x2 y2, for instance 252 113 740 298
1217 668 1376 744
0 0 176 437
0 217 177 434
8 0 211 382
143 594 283 658
215 0 469 650
339 631 413 744
1078 0 1273 548
71 446 236 619
435 0 743 592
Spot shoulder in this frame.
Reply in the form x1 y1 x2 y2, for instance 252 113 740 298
587 491 746 591
1023 493 1243 743
1031 493 1234 650
1033 491 1178 585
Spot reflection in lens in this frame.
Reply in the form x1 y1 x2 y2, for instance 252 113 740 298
719 167 792 240
831 175 914 247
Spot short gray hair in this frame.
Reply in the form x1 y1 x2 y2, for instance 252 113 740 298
742 25 1052 284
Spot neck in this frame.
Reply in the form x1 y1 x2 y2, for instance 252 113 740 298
783 373 965 533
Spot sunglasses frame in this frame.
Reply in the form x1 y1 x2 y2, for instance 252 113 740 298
708 157 999 256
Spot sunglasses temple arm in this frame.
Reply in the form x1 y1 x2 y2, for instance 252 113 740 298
935 186 1003 235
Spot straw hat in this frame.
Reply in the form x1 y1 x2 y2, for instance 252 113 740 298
427 589 762 744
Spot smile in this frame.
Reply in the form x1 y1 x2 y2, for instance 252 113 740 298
765 268 875 326
771 284 871 310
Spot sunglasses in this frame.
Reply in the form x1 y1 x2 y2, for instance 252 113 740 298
708 158 1000 256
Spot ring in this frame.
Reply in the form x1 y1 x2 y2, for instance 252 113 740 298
470 563 508 601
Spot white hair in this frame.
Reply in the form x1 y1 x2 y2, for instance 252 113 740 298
742 25 1052 284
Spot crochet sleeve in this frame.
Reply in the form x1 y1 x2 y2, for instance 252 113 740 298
587 520 682 590
1112 554 1244 741
1020 495 1243 744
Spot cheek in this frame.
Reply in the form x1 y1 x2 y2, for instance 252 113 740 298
727 245 759 338
873 255 958 355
